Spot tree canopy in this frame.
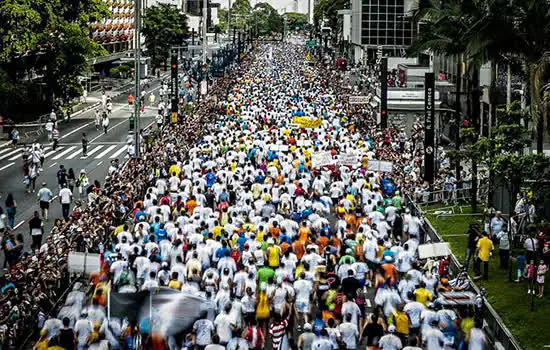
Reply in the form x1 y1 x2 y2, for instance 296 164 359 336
0 0 110 119
142 4 189 69
285 12 308 31
253 3 283 35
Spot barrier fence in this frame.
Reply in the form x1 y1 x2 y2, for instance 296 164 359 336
405 196 523 350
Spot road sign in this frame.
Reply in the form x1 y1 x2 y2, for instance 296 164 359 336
306 40 317 48
349 96 370 104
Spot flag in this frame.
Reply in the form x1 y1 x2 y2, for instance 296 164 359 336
306 52 311 61
109 291 149 322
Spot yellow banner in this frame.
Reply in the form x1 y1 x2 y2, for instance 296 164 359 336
293 116 322 128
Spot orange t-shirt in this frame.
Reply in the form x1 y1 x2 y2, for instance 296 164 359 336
269 226 281 239
382 263 398 284
293 241 305 261
186 200 197 215
317 236 329 254
280 242 291 255
298 227 310 244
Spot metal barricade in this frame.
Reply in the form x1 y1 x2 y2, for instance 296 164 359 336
406 195 522 350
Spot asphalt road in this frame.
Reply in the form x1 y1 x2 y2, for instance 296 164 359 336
0 79 166 260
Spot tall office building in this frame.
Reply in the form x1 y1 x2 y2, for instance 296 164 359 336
351 0 416 61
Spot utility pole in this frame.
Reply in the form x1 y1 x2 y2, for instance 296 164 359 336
202 0 208 64
133 0 141 157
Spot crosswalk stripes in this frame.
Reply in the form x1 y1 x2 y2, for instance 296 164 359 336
0 143 131 164
43 147 62 158
8 146 52 161
52 146 77 160
0 148 22 160
66 147 83 160
94 145 117 159
110 145 127 158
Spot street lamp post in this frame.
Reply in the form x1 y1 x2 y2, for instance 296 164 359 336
133 0 141 157
202 0 208 64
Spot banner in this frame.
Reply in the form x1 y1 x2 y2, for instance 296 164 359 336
367 160 394 172
337 153 359 166
349 96 370 105
418 242 451 259
312 151 334 168
293 116 322 128
68 252 101 274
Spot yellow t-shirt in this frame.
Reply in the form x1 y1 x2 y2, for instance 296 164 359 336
169 164 180 178
268 246 280 267
212 225 223 239
168 280 182 290
414 288 433 307
392 312 410 335
477 237 494 262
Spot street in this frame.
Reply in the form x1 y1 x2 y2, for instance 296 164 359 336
0 82 164 255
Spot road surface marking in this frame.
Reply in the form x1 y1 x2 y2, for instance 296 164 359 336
86 145 104 157
0 147 19 156
52 146 77 160
89 119 129 143
66 148 83 159
13 221 25 230
94 145 117 159
49 162 57 168
44 147 63 158
49 195 58 202
0 162 15 171
110 145 127 158
60 122 93 139
0 148 21 160
7 146 50 161
97 161 103 166
366 299 372 308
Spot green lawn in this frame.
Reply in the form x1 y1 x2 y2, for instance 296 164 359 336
424 205 550 349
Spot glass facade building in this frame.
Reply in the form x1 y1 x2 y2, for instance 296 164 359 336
361 0 415 47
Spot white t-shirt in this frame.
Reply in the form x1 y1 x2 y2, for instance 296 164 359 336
293 279 313 301
378 334 403 350
214 313 234 344
468 328 486 350
59 188 72 204
193 319 214 346
338 322 358 349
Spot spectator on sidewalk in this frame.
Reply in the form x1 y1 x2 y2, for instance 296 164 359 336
474 232 494 280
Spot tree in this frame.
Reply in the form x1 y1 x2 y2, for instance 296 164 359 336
313 0 347 36
142 4 189 70
0 0 109 119
285 12 308 31
450 103 550 214
231 0 251 30
253 3 283 35
218 8 228 32
408 0 487 211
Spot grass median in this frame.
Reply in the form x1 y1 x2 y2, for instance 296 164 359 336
424 204 550 349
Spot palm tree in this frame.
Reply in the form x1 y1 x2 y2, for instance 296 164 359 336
472 0 550 153
407 0 485 211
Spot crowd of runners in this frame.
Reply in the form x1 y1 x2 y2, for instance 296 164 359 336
0 43 492 350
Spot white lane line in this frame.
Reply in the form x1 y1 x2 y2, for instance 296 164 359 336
0 162 15 171
49 162 57 168
13 220 25 230
86 145 104 157
60 122 93 140
44 147 63 158
97 161 103 166
110 145 127 158
66 148 83 160
89 119 128 143
0 147 19 156
0 148 21 160
94 145 117 159
52 146 77 160
50 195 58 202
8 146 51 161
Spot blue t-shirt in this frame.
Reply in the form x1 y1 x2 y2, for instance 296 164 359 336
313 319 326 336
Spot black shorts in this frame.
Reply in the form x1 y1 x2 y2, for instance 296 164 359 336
40 201 50 210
